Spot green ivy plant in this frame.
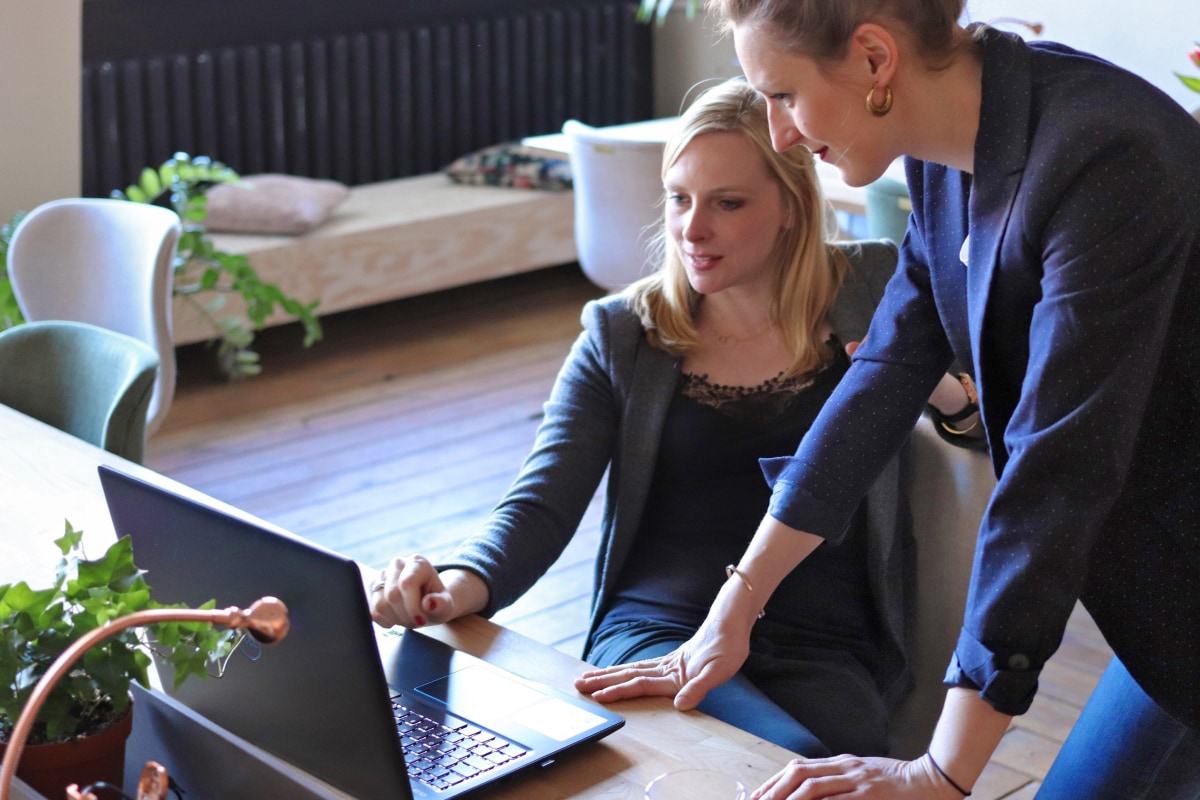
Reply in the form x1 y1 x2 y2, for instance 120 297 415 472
636 0 701 25
113 153 323 380
0 523 240 745
0 212 26 331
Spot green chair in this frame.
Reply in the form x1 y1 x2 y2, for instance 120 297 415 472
0 320 159 463
864 175 912 245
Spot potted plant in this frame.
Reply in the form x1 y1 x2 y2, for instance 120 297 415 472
112 153 324 380
0 523 240 797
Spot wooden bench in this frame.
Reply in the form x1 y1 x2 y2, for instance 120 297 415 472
171 174 578 345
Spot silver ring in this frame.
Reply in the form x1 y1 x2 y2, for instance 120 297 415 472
371 581 386 594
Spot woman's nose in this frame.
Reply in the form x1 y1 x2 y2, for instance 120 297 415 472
682 210 710 241
768 107 804 152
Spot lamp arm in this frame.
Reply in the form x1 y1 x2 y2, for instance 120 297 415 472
1 598 288 800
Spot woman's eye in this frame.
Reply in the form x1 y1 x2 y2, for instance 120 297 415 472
718 199 743 210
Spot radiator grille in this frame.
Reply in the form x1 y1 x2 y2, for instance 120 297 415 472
81 3 650 197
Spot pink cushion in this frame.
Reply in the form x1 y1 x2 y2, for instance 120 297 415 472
205 174 351 235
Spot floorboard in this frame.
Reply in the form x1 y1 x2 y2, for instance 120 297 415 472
145 263 1110 799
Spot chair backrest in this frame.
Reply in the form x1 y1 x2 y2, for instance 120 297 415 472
0 320 160 463
864 175 911 245
563 119 665 291
886 415 996 758
7 197 181 435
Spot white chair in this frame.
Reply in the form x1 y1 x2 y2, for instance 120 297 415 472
563 119 665 290
886 415 996 758
7 198 181 436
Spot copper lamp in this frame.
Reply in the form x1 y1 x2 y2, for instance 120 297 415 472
0 598 289 800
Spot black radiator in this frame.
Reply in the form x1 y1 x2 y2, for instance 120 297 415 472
81 0 653 198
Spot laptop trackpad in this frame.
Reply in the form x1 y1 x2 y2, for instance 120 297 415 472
416 666 608 742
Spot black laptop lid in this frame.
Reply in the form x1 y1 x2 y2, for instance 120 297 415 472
99 466 412 800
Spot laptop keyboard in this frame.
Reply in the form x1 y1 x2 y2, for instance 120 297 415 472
392 696 529 792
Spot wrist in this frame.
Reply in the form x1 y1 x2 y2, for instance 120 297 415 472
924 750 972 797
710 575 763 637
440 568 490 618
929 372 979 416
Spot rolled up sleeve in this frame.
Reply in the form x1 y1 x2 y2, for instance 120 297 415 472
944 627 1039 715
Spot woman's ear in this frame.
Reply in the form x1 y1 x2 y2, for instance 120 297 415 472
849 22 900 85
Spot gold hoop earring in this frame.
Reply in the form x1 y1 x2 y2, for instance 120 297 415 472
866 85 893 117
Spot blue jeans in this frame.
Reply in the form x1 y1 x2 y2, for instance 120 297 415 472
1036 657 1200 800
585 619 888 758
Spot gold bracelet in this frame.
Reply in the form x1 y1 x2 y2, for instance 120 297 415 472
940 416 980 435
725 565 766 619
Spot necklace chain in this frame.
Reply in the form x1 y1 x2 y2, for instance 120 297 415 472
714 323 772 346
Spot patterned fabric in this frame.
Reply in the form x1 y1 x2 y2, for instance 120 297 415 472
443 143 572 191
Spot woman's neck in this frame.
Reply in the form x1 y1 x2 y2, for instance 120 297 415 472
893 33 984 174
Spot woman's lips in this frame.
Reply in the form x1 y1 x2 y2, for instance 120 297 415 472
687 253 721 270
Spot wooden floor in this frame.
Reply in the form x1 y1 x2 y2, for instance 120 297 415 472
145 264 1112 800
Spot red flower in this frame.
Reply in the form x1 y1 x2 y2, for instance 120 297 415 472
1177 43 1200 95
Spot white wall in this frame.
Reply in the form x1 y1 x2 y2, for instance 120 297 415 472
0 0 81 221
653 0 1200 117
965 0 1199 112
652 6 740 117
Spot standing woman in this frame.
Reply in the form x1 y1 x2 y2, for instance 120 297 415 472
575 1 1200 798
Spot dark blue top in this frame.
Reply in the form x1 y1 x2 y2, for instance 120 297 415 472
600 346 880 670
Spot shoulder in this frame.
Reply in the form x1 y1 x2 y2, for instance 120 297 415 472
834 240 899 303
580 294 647 358
992 30 1198 171
582 293 641 332
826 240 899 345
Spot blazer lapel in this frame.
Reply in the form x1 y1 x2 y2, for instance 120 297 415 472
965 26 1035 460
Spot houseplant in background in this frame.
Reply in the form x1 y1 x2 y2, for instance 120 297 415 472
1176 42 1200 91
636 0 699 24
113 153 324 380
0 523 241 796
0 214 25 331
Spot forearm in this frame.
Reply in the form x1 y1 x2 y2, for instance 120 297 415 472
926 688 1013 795
718 514 824 633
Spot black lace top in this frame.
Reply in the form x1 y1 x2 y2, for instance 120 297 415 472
598 341 879 664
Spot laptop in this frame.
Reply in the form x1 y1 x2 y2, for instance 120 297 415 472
98 465 624 800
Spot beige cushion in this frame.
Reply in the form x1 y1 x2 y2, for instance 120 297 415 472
205 174 351 235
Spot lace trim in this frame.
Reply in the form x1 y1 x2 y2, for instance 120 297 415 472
680 370 819 425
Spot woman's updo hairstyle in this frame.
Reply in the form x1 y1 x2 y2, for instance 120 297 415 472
709 0 966 67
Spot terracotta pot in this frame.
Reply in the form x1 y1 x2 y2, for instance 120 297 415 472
2 708 133 799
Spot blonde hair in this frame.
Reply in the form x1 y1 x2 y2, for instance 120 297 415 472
709 0 967 67
622 78 845 380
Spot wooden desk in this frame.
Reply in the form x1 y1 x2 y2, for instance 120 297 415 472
524 116 908 219
0 405 798 798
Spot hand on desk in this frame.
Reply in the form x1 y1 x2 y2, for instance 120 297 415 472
748 755 956 800
573 617 750 711
369 556 487 629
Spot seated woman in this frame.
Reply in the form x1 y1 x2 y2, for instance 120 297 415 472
369 78 975 757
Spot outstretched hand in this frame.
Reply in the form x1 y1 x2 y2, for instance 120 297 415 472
750 754 961 800
573 623 750 711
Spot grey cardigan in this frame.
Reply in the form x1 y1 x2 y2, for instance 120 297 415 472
440 240 913 706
